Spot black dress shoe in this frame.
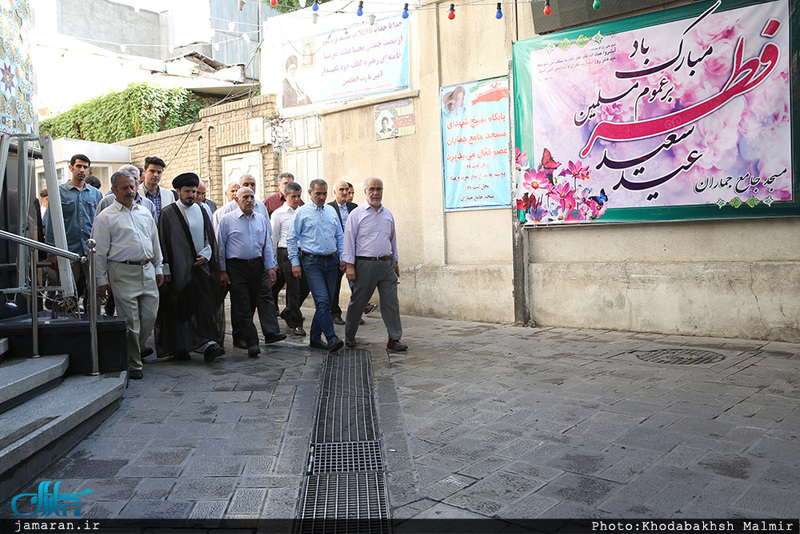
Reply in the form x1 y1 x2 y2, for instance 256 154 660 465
174 351 191 360
279 309 295 328
129 369 143 380
328 339 344 353
332 316 345 325
264 332 287 344
387 339 408 351
345 338 357 348
233 339 248 349
364 303 377 315
309 339 328 350
293 325 306 337
204 343 224 362
248 345 261 358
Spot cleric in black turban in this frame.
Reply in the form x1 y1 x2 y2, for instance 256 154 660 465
172 172 200 190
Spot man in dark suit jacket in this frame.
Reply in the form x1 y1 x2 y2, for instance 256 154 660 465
329 180 361 325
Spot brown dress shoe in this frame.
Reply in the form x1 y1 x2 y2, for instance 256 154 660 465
386 339 408 351
345 338 357 348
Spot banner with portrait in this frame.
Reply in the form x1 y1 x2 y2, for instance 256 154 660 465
280 17 409 109
440 77 512 211
512 0 798 224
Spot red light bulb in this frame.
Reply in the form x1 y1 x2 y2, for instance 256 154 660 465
271 0 277 5
543 0 551 15
448 4 455 19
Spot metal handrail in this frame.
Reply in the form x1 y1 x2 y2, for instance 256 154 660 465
0 229 99 375
0 229 81 261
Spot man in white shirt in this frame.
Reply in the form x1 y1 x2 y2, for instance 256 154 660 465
156 173 225 363
271 181 309 336
92 170 164 380
138 156 175 222
213 181 241 228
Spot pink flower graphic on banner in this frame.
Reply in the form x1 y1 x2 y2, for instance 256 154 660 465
523 168 551 195
515 147 528 168
560 160 590 181
516 147 610 224
547 181 577 212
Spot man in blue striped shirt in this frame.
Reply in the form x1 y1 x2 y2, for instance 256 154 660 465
286 179 345 353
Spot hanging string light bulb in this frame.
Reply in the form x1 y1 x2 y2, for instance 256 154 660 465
357 1 363 15
448 4 455 19
543 0 551 15
496 2 502 18
312 0 319 11
593 0 601 8
402 3 409 18
270 0 277 6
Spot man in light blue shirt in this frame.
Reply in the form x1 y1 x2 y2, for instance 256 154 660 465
286 179 345 352
45 154 103 306
217 187 287 358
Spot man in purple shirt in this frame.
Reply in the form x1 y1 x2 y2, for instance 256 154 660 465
342 177 407 351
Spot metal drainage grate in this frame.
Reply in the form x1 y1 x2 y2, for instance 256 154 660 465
320 350 372 398
634 349 725 365
309 441 384 475
314 395 378 443
298 473 389 534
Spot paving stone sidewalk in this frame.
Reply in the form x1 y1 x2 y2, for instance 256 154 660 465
4 331 323 521
372 318 800 524
3 310 799 527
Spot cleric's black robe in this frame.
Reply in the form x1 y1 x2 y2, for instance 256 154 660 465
155 202 224 356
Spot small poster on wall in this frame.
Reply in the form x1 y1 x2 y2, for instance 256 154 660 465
440 77 512 211
375 98 415 140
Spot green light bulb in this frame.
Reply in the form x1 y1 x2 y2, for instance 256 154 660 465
593 0 601 9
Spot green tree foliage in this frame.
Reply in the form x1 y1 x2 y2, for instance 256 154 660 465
39 83 208 143
271 0 334 15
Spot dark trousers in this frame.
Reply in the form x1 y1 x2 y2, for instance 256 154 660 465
345 259 402 341
257 268 280 336
332 267 346 319
276 247 309 326
271 258 287 310
227 259 263 347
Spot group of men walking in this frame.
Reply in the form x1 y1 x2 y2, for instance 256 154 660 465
44 154 407 380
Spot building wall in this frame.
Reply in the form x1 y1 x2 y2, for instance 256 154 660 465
117 95 282 207
318 0 800 341
515 2 800 343
320 1 518 324
56 0 167 60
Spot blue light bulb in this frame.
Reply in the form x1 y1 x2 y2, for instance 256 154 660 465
402 3 409 18
312 0 319 11
357 1 363 15
495 2 502 18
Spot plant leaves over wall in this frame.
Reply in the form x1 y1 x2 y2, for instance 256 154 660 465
39 83 208 143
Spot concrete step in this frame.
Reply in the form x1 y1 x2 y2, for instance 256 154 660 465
0 354 69 414
0 371 127 503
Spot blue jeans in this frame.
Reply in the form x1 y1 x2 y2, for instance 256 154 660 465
301 254 340 342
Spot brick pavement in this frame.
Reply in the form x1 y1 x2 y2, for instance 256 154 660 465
4 310 799 527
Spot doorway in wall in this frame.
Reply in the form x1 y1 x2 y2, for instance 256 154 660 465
222 151 263 199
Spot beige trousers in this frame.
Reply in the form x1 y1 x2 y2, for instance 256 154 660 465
107 262 159 371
